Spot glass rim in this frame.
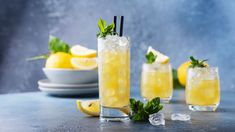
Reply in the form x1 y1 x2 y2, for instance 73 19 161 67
188 67 218 70
97 35 130 40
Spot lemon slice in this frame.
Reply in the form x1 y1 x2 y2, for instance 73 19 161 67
71 45 97 58
76 100 129 116
76 100 100 116
147 46 169 64
71 57 97 70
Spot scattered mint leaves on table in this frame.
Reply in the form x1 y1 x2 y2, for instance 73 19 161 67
189 56 208 68
145 51 157 64
96 18 117 38
129 97 163 121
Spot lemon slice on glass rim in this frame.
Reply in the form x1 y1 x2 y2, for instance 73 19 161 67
147 46 169 64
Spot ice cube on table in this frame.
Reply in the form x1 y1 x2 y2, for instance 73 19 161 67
171 113 191 121
149 113 165 126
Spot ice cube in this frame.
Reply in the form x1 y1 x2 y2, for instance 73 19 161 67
149 113 165 126
171 113 190 121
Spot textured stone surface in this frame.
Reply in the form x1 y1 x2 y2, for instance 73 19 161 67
0 90 234 131
0 0 235 93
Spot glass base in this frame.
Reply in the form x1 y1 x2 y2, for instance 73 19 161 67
100 106 129 122
143 97 171 103
188 104 219 111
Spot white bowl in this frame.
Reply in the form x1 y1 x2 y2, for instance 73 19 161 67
43 68 98 84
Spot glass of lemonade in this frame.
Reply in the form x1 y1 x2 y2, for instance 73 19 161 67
98 35 130 121
186 67 220 111
141 63 173 102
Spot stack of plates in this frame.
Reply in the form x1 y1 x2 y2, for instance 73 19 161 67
38 79 98 96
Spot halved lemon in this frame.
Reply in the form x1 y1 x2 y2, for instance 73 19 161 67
76 100 100 116
71 57 97 70
71 45 97 58
147 46 169 64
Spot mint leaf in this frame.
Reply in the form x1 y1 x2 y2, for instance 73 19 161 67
97 18 117 38
129 97 163 121
49 35 70 53
98 18 106 33
145 51 157 64
189 56 208 68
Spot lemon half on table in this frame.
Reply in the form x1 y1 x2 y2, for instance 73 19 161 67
76 100 100 116
76 100 129 116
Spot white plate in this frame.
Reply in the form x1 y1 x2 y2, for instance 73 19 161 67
38 79 98 89
39 86 98 96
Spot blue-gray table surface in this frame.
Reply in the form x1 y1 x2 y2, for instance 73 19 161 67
0 90 234 132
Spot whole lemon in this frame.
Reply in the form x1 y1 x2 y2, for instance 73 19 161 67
177 61 191 87
45 52 72 69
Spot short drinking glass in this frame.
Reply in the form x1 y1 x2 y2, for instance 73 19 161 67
186 67 220 111
141 63 173 102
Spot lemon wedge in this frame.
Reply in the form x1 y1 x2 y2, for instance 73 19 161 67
45 52 72 68
71 57 97 70
147 46 169 64
76 100 100 116
76 100 130 116
71 45 97 58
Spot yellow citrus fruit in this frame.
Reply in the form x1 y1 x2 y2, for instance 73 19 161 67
177 61 191 86
147 46 169 64
76 100 100 116
71 57 97 70
76 100 129 116
45 52 72 69
71 45 96 58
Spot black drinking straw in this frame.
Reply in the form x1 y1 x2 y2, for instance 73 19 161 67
114 16 117 33
119 16 124 36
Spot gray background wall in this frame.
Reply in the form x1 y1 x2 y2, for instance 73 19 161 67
0 0 235 94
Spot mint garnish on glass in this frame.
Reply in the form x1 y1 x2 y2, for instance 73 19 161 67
96 18 117 38
129 97 163 121
189 56 208 68
145 51 157 64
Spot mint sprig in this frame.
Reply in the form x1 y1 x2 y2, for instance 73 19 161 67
189 56 208 68
48 35 70 53
145 51 157 64
27 35 70 61
129 97 163 121
96 18 117 38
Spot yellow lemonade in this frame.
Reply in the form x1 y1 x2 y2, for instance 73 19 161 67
141 63 173 101
98 38 130 108
186 67 220 111
186 79 220 106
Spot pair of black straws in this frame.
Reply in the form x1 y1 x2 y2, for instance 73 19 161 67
113 16 124 37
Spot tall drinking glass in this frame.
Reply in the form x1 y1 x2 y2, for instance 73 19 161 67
141 63 173 102
186 67 220 111
98 35 130 121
